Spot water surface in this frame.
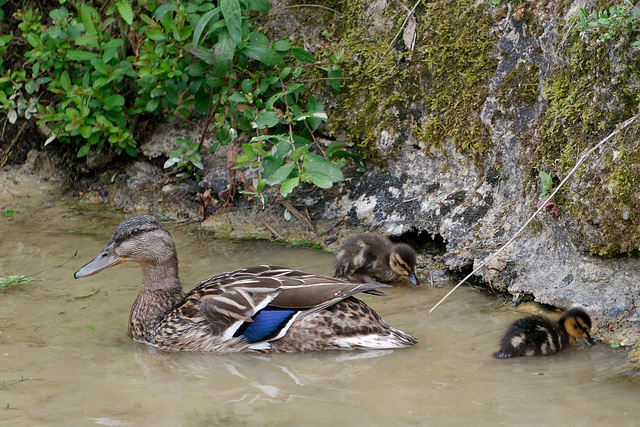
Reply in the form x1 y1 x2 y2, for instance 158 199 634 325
1 186 639 426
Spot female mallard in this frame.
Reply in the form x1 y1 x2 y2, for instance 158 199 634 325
494 307 594 358
334 233 419 286
74 215 417 353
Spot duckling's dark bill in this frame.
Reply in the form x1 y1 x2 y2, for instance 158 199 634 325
74 250 125 278
409 272 419 286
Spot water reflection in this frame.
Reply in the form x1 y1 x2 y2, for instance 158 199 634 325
132 344 394 404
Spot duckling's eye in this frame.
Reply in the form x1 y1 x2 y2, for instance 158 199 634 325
131 228 140 236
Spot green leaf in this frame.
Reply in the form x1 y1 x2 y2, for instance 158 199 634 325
80 3 99 36
193 7 220 47
280 177 299 197
80 125 92 139
146 28 167 41
307 96 324 113
25 80 36 94
154 2 178 20
291 48 315 63
310 171 333 189
306 153 344 184
90 57 109 75
246 0 271 13
26 33 39 48
66 50 98 61
146 98 160 112
92 76 109 89
578 8 588 24
280 66 291 80
272 40 291 52
328 68 342 92
291 146 307 162
115 0 134 25
254 110 279 128
267 163 295 185
228 92 248 104
214 30 235 76
243 42 285 68
60 71 72 92
185 62 207 77
221 0 243 44
77 144 91 158
104 94 125 110
241 79 252 94
102 38 124 50
242 144 255 158
256 178 267 193
165 87 179 106
247 31 269 44
125 145 138 158
74 35 99 48
262 140 290 178
235 154 250 165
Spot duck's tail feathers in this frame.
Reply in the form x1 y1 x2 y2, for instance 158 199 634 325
333 328 418 350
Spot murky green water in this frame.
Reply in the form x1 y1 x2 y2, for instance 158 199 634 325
2 180 640 426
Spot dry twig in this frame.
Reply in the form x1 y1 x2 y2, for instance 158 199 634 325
260 218 286 241
369 0 421 72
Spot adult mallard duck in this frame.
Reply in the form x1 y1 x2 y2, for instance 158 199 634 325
494 307 594 358
334 233 420 286
74 215 417 353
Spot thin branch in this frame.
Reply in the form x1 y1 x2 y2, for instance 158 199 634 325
280 198 316 232
369 0 421 73
260 217 286 241
429 111 640 314
303 120 327 158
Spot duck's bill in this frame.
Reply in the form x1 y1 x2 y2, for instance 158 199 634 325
408 272 420 286
74 249 124 279
583 335 595 345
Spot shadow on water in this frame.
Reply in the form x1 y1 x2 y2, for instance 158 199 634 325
2 183 640 425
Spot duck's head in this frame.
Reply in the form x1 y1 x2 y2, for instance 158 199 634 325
74 215 177 279
562 307 594 345
389 244 420 286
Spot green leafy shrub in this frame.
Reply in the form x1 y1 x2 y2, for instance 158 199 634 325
578 2 640 46
160 0 352 199
164 138 203 180
3 0 357 200
14 4 138 155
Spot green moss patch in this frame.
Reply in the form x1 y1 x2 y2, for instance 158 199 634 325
315 0 499 161
528 31 640 256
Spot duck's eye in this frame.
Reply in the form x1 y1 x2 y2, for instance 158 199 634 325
131 228 140 236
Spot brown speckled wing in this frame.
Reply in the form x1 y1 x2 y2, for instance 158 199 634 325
178 265 390 318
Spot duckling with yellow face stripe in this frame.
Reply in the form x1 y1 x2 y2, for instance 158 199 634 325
494 307 594 358
334 233 420 286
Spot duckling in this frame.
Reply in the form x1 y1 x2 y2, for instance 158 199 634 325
74 215 417 353
334 233 419 286
494 307 594 358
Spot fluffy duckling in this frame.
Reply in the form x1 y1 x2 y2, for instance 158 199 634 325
334 233 419 286
494 307 594 358
74 215 417 353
